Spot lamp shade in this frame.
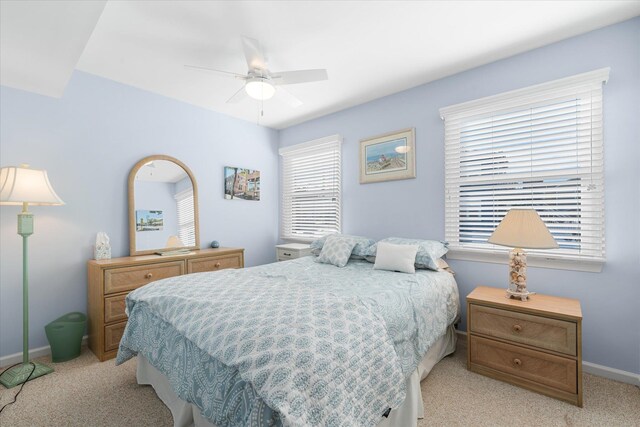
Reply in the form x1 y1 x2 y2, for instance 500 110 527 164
165 235 185 249
0 165 65 205
488 209 558 249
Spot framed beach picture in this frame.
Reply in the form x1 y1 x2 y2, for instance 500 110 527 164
224 166 261 201
135 210 164 231
360 128 416 184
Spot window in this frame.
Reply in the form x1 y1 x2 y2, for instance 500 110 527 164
175 188 196 247
440 69 608 271
280 135 342 241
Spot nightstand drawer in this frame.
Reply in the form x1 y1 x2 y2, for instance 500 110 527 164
277 248 297 260
469 304 577 356
104 261 184 295
470 335 577 394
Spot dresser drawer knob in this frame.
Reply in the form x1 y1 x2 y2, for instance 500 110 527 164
145 273 153 279
512 324 522 332
215 262 221 268
513 358 522 366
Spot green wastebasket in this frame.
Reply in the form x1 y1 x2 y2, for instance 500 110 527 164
45 312 87 363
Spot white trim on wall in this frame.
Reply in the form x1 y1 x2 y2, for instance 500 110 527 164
0 335 88 368
447 249 603 273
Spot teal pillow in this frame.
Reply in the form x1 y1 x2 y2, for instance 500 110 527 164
364 237 448 271
310 234 375 259
315 235 358 267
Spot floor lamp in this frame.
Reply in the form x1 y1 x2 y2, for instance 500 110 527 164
0 165 64 388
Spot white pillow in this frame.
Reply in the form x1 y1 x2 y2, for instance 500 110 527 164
373 242 419 274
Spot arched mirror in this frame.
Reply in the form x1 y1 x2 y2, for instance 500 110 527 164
128 155 200 256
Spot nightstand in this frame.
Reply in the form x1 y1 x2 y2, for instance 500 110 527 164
275 243 312 261
467 286 582 406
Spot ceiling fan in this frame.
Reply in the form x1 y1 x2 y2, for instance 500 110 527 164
185 37 328 108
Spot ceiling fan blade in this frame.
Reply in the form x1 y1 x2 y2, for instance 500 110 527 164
241 36 267 72
271 69 328 85
226 85 248 104
277 86 303 108
184 65 246 79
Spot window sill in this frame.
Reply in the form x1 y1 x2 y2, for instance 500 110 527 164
446 248 604 273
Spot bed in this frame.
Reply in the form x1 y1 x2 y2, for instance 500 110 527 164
116 256 460 427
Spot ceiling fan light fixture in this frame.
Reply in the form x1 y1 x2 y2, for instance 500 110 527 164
245 78 275 100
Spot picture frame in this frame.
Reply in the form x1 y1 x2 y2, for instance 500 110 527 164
224 166 261 201
359 128 416 184
135 210 164 231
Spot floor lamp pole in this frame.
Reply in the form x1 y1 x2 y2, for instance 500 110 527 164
0 206 54 389
23 231 29 366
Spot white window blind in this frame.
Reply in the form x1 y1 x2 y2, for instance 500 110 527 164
280 135 342 242
175 188 196 247
440 68 609 269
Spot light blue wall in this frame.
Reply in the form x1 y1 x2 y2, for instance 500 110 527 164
279 18 640 374
0 72 279 358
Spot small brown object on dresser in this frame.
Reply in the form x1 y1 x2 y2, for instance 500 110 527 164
88 247 244 361
467 286 582 407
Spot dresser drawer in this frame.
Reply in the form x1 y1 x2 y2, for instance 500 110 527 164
104 322 127 352
470 335 577 394
187 254 242 273
104 294 127 323
469 304 577 356
104 261 184 295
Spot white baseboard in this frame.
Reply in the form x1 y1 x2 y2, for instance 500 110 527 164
582 361 640 387
0 335 89 368
455 330 640 387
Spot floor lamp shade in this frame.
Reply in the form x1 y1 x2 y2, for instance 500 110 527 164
488 209 558 301
0 165 65 206
0 165 64 389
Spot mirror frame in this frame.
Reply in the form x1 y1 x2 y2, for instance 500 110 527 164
128 154 200 256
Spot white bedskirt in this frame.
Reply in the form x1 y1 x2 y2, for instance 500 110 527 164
137 324 457 427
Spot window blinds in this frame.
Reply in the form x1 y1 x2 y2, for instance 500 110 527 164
440 68 609 265
175 188 196 247
280 135 342 242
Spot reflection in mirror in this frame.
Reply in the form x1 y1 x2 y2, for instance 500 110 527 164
130 157 198 255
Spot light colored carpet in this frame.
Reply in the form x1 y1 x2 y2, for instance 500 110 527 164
1 340 638 426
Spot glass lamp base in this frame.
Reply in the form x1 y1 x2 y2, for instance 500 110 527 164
0 361 53 389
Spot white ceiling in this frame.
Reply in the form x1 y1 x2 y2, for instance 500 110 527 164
2 1 639 129
136 160 188 183
0 0 106 97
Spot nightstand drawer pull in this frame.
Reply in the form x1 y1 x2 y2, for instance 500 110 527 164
145 273 153 279
512 324 522 332
215 262 221 268
283 252 291 256
513 358 522 366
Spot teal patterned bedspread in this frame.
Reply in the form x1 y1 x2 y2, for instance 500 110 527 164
116 258 459 427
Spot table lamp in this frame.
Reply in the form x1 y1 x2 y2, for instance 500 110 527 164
0 164 64 388
488 209 558 301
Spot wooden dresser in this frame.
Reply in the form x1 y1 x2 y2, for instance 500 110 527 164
467 286 582 406
87 247 244 361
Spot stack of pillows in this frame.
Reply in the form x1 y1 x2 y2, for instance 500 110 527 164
310 234 452 274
